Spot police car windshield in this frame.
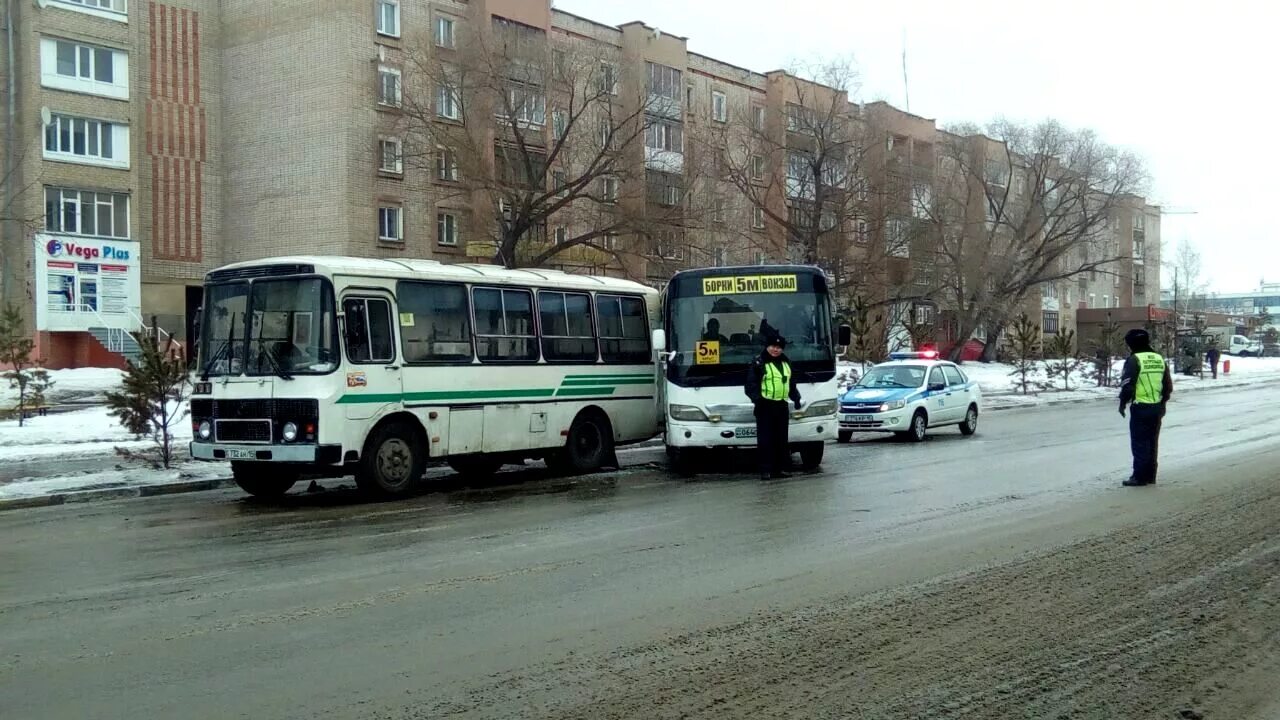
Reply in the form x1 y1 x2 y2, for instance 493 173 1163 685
857 365 927 389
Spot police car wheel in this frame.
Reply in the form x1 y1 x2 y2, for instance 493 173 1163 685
959 405 979 436
907 411 928 442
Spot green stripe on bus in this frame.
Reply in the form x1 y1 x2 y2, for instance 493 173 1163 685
336 388 556 404
559 377 654 387
554 386 616 397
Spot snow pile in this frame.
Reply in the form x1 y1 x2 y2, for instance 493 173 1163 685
0 405 194 460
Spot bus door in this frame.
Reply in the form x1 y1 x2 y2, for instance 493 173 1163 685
340 291 402 420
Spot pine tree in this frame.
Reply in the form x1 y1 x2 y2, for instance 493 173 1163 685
105 330 191 469
0 304 53 427
847 295 884 375
1044 330 1084 391
1007 313 1043 395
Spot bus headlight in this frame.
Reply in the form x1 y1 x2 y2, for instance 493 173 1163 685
282 422 299 443
197 421 212 440
668 404 709 422
800 399 838 418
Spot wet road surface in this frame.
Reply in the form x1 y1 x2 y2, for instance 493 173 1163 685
3 386 1280 719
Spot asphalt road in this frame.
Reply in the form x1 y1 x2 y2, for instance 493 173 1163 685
3 386 1280 719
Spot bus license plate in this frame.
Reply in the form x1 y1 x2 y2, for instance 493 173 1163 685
226 448 257 460
734 427 757 438
842 415 874 423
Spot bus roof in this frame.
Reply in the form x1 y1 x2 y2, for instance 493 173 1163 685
206 255 657 294
668 264 827 281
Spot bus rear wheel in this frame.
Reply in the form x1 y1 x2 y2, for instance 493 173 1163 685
556 411 614 474
356 421 426 498
232 462 298 497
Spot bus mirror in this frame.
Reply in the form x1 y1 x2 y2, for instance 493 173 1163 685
651 328 667 353
838 324 852 348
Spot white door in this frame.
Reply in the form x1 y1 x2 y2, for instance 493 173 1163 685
942 365 972 421
340 293 402 420
925 366 954 423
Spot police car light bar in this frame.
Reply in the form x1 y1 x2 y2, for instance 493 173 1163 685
889 350 939 360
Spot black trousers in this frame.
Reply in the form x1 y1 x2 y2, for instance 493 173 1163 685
755 400 792 476
1129 402 1166 483
1210 360 1219 379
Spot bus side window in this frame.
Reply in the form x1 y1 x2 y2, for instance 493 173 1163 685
598 294 650 364
344 298 370 362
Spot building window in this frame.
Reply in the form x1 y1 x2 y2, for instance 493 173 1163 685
750 155 765 181
752 105 765 131
711 91 727 122
752 206 765 229
52 0 128 20
1113 295 1121 308
646 62 682 102
473 288 537 362
41 38 129 100
645 120 683 153
500 86 546 127
1135 267 1146 286
553 226 567 245
434 15 456 48
379 138 402 174
43 114 129 169
436 80 461 120
552 169 567 194
686 83 694 107
599 62 618 95
539 291 597 362
752 251 767 265
915 305 934 326
1134 238 1145 258
376 0 400 38
712 198 725 223
602 233 619 250
855 219 869 243
378 66 401 107
435 212 459 246
713 247 726 266
44 187 130 239
600 176 618 202
552 110 567 141
887 219 910 258
436 146 458 181
378 205 403 242
1042 311 1060 335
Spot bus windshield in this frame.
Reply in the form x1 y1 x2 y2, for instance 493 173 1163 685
200 278 338 377
666 270 834 386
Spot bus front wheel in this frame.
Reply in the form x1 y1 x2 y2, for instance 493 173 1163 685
356 421 426 498
797 442 825 471
232 462 298 497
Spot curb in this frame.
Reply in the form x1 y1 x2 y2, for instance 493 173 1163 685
0 478 237 513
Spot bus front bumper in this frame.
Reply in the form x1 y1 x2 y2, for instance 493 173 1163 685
666 416 836 448
190 442 343 464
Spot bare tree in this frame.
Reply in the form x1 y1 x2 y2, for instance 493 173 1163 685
1166 239 1207 326
396 17 700 272
919 119 1148 362
704 60 874 281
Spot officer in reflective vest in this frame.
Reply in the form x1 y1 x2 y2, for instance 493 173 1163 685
1118 328 1173 486
745 335 802 480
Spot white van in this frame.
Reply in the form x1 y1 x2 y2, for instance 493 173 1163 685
1226 334 1262 357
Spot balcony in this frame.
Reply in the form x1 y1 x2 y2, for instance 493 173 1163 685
644 147 684 173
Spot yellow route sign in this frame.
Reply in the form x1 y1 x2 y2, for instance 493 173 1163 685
696 340 721 365
701 275 798 295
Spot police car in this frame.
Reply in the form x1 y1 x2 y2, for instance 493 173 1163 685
838 351 983 443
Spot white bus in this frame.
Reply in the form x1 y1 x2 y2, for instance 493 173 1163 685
660 265 848 474
190 256 661 498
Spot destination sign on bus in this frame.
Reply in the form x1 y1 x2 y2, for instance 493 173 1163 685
701 275 798 295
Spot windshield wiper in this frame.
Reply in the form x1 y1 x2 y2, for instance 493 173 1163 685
253 315 294 381
200 312 236 381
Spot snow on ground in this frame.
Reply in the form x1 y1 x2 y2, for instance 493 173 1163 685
840 355 1280 409
0 405 194 459
0 462 229 500
0 367 125 407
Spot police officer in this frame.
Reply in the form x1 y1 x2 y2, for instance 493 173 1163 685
1118 328 1173 487
745 335 802 480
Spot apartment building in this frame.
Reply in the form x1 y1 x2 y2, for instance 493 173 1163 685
0 0 1161 367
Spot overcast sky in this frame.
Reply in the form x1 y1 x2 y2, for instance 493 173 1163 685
557 0 1276 293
